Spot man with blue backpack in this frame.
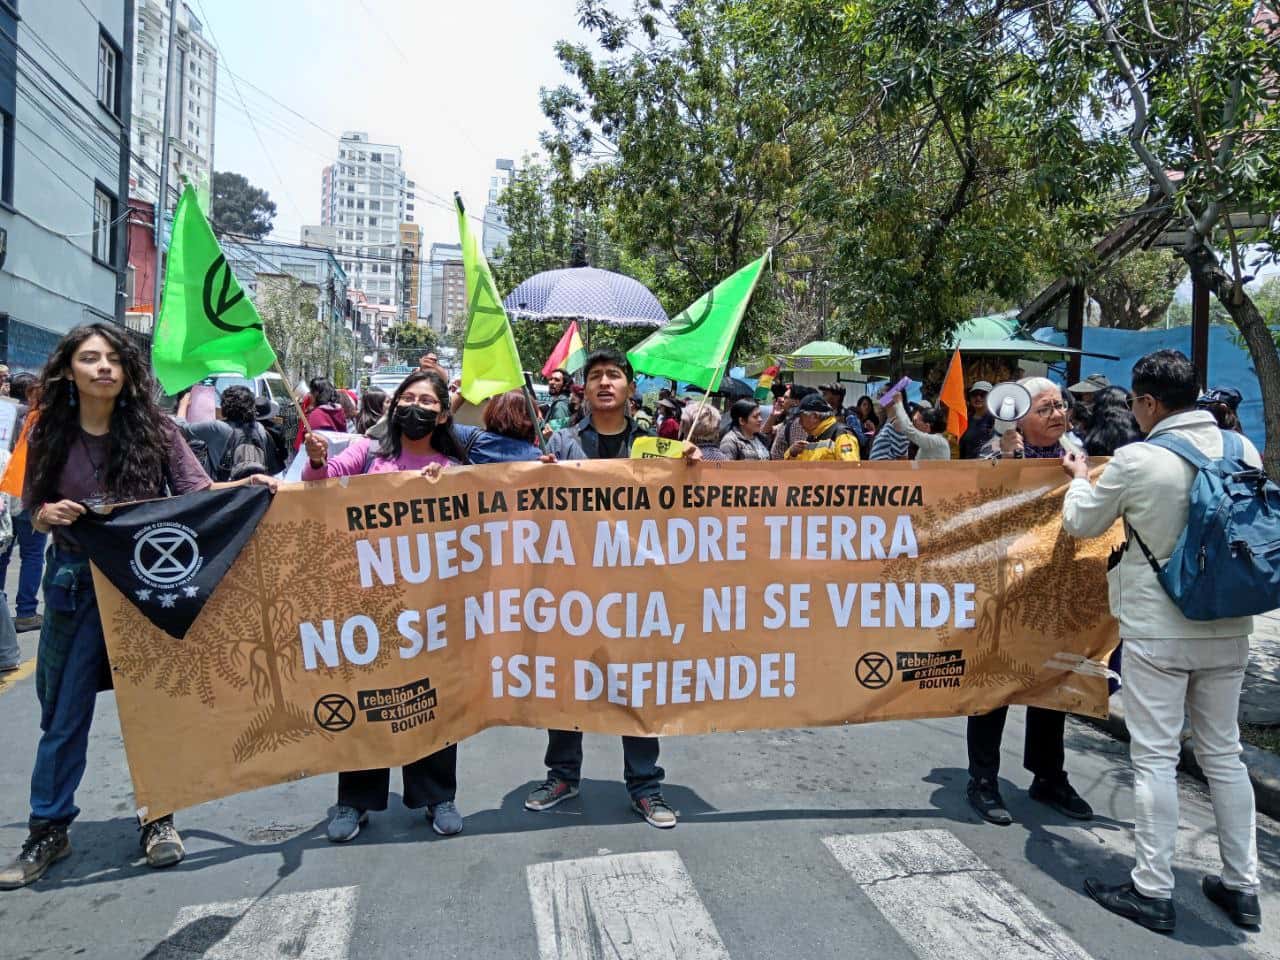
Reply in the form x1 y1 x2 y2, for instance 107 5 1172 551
1062 349 1279 934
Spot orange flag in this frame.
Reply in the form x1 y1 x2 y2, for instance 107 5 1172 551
0 415 30 497
940 349 968 439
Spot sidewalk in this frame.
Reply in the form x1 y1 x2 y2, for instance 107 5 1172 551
1084 609 1280 818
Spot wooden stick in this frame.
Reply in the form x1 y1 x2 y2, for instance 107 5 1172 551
522 372 551 455
272 357 311 437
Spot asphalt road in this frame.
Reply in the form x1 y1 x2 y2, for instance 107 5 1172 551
1 612 1279 960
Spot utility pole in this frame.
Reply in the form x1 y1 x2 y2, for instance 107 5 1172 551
151 0 179 318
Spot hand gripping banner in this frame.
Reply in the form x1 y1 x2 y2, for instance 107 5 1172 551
87 459 1122 820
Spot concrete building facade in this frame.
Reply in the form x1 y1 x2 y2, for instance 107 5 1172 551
317 131 416 312
0 0 135 369
398 221 420 321
482 157 513 259
427 241 464 334
130 0 215 213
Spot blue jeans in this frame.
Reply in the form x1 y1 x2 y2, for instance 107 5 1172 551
0 510 48 618
544 730 664 800
29 553 107 828
0 591 17 668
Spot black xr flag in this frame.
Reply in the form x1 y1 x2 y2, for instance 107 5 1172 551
69 485 272 639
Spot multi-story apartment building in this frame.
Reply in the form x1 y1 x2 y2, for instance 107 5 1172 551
316 131 416 311
0 0 134 368
130 0 215 211
482 157 513 259
428 242 465 335
398 221 421 321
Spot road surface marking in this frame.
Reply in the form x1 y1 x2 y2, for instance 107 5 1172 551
824 829 1095 960
527 850 731 960
0 657 35 696
151 885 357 959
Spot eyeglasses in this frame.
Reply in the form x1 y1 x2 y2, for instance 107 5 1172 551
1031 401 1070 416
399 394 442 408
1126 394 1151 409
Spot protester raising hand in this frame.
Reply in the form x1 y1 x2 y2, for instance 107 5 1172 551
304 430 329 468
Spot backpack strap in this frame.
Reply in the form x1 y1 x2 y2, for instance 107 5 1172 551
1146 431 1213 470
1220 429 1245 463
1125 519 1163 576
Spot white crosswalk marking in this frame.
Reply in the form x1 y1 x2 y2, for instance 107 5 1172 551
824 829 1095 960
526 850 732 960
152 885 358 960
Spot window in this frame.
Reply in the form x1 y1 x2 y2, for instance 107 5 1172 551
0 109 11 206
370 152 381 162
92 184 117 264
98 28 122 116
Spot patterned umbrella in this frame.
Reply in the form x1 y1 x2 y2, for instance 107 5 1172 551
503 267 669 329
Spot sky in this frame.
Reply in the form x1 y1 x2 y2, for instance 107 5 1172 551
192 0 593 248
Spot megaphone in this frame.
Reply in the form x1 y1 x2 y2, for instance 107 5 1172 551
987 381 1032 435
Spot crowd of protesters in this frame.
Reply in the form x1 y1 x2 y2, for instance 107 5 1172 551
0 327 1268 937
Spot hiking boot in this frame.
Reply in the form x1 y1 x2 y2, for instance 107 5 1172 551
1084 877 1176 932
525 778 579 812
326 806 368 843
631 794 677 829
140 816 185 868
428 801 463 837
14 616 41 633
1029 774 1093 820
967 778 1013 825
0 826 70 889
1203 875 1262 929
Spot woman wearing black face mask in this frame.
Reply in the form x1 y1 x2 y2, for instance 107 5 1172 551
301 370 468 844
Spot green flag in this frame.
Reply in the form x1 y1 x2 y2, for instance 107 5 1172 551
456 194 524 405
151 184 277 394
628 250 772 391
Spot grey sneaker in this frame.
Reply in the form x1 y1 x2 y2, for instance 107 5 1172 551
428 801 463 836
326 805 367 843
141 816 184 869
14 616 41 633
0 827 70 889
525 778 579 811
631 794 678 829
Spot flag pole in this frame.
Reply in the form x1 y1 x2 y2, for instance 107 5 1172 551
522 371 551 455
272 357 311 438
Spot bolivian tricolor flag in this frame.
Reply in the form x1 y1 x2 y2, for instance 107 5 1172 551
542 321 586 378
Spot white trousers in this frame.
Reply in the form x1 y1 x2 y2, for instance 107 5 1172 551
1122 636 1258 899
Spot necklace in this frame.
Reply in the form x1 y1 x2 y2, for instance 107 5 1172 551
79 432 106 485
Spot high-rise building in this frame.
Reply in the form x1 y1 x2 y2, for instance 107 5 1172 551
398 222 422 321
482 158 514 259
130 0 216 213
428 242 465 334
317 131 417 311
0 0 135 364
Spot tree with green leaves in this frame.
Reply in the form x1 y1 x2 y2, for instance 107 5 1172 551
382 320 437 355
211 171 277 240
1090 250 1188 329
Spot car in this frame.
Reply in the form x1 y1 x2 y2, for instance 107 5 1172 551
368 366 413 396
165 371 299 435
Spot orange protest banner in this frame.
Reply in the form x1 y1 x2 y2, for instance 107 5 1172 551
91 459 1121 820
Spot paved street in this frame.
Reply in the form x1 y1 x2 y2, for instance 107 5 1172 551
1 618 1279 960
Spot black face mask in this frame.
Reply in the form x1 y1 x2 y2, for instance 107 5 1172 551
394 404 437 440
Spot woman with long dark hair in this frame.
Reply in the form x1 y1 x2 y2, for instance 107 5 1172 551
301 368 466 843
356 387 388 435
1081 386 1141 457
292 377 348 450
0 324 276 890
719 399 770 460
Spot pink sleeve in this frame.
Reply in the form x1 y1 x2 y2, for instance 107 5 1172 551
302 437 373 480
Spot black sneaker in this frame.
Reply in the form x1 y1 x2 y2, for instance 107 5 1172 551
140 816 185 869
525 778 580 812
0 826 70 890
1084 877 1175 932
967 778 1012 825
1029 774 1093 820
1203 875 1262 929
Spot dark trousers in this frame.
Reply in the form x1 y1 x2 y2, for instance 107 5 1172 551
966 706 1066 783
336 745 457 812
0 510 48 618
544 730 664 800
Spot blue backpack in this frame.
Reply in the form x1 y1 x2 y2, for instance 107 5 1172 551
1129 430 1280 620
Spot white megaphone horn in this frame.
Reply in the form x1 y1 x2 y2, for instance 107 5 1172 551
987 381 1032 436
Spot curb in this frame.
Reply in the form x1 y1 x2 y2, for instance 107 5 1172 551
1081 697 1280 820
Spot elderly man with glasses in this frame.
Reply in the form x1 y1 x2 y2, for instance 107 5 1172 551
967 377 1094 826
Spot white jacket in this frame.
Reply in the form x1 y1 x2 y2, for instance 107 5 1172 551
1062 410 1260 640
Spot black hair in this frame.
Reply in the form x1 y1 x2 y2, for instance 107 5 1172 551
308 376 340 408
789 384 817 401
582 348 634 383
729 398 760 428
1131 349 1198 411
27 323 170 506
771 381 789 399
918 405 947 434
9 372 35 405
1204 402 1242 433
357 387 387 434
376 369 470 464
220 385 256 425
1082 386 1142 456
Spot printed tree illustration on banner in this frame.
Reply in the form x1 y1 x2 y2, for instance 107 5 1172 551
883 482 1113 689
112 519 406 761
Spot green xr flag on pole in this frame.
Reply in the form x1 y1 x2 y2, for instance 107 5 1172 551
151 184 277 395
627 250 772 392
456 193 525 405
